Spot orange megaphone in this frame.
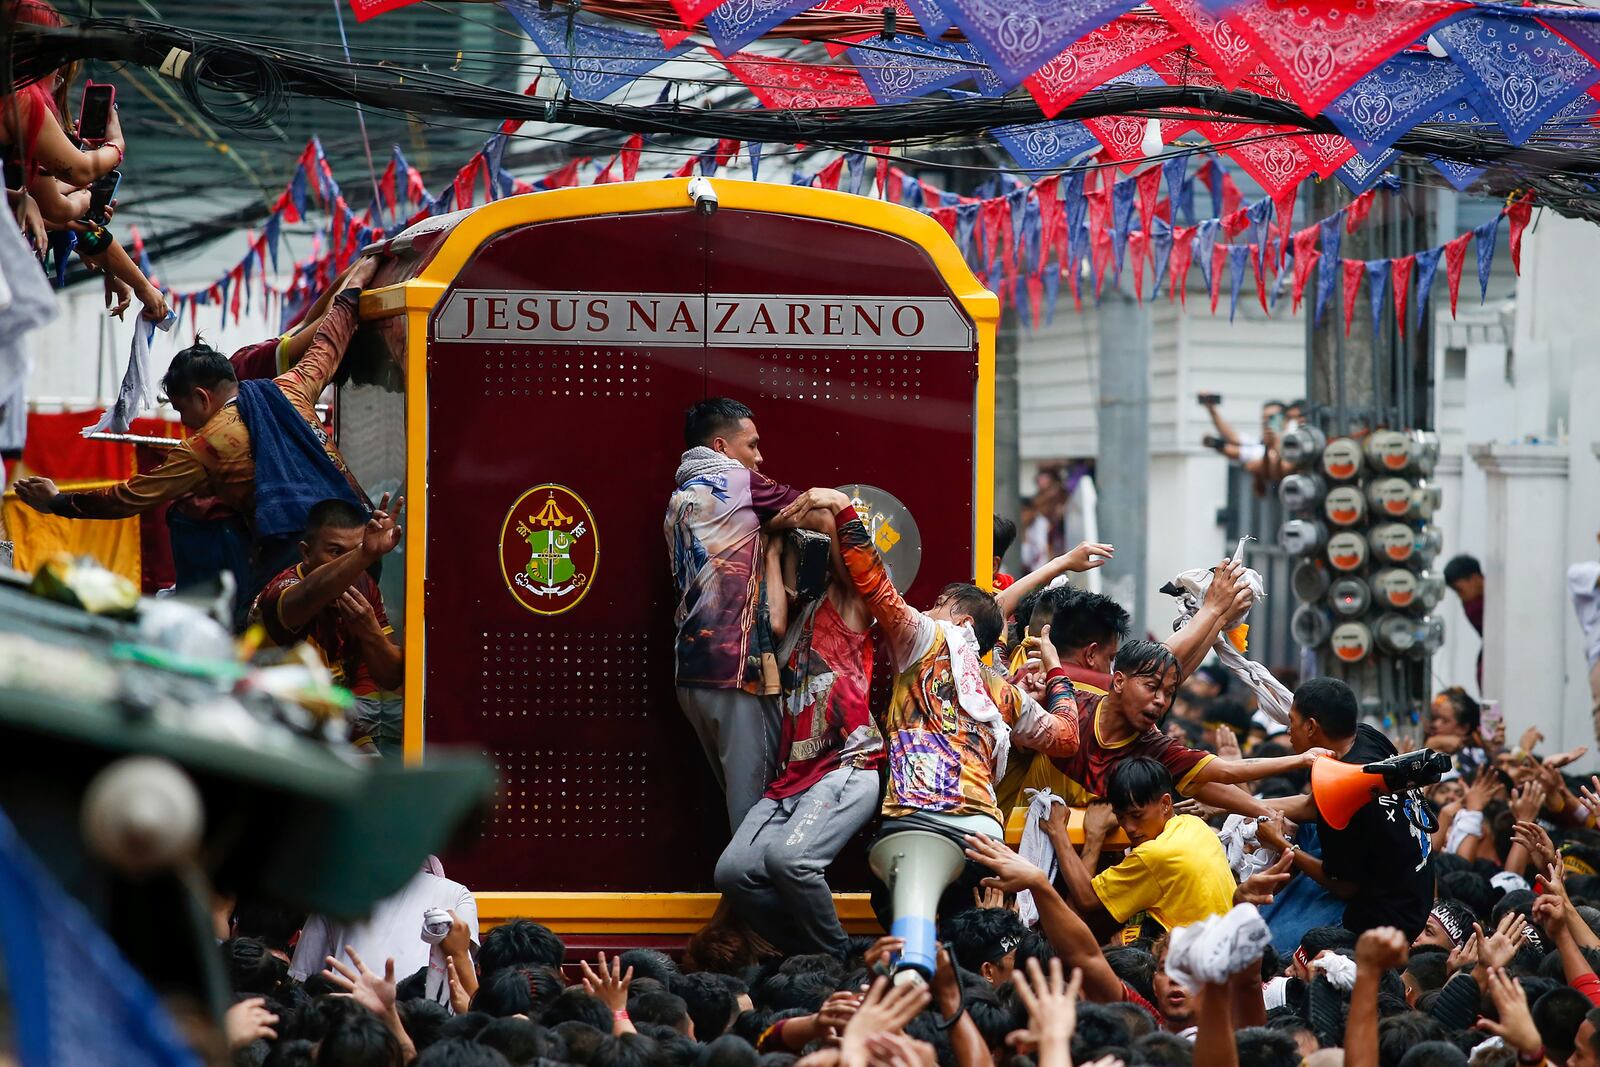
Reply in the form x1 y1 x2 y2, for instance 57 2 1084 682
1310 755 1386 830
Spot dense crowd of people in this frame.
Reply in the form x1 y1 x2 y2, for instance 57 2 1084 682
12 8 1600 1063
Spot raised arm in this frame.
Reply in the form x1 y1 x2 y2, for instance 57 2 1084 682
1164 559 1250 681
995 540 1115 619
962 834 1125 1003
275 258 378 408
781 490 931 670
277 496 402 631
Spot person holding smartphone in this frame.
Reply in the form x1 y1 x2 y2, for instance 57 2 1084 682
1198 394 1301 492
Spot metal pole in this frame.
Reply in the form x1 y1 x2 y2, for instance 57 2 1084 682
1096 290 1151 633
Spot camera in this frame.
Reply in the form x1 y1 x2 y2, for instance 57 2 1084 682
1197 392 1221 406
687 175 719 216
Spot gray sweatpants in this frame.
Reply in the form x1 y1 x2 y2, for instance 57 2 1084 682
713 765 879 958
676 686 781 831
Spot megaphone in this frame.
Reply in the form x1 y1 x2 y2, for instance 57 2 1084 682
868 830 966 983
1311 750 1451 830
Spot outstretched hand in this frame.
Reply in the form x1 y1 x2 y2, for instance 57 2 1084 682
323 947 398 1018
362 493 406 558
1060 541 1115 573
579 951 633 1012
964 833 1049 895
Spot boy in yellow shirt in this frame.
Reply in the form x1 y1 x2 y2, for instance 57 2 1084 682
1053 756 1238 935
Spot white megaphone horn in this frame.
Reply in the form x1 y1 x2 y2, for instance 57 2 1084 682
868 829 967 983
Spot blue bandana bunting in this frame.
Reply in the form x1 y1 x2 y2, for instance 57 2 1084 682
508 1 690 100
1365 258 1390 338
1227 244 1250 323
1474 215 1501 303
1413 246 1444 331
1434 13 1600 145
1111 177 1137 280
1314 213 1345 325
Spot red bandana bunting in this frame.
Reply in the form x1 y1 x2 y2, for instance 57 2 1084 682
1135 167 1163 240
1392 254 1415 328
1444 231 1471 318
814 156 845 191
669 0 724 26
620 134 644 181
1171 225 1196 305
1291 227 1320 312
347 0 425 22
1228 0 1468 115
1129 231 1149 302
1346 189 1377 234
1251 243 1269 314
1342 258 1365 335
1024 16 1183 118
716 51 875 108
1210 243 1227 313
1506 194 1535 275
1294 133 1358 179
1147 0 1258 88
1224 137 1318 198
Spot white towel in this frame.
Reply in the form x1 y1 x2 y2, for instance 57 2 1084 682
82 318 158 437
936 620 1011 779
1016 788 1065 927
1218 813 1280 881
1167 537 1294 725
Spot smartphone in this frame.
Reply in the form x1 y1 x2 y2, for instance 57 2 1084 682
1267 412 1285 434
78 82 115 143
1480 698 1503 741
1197 392 1221 406
86 170 120 225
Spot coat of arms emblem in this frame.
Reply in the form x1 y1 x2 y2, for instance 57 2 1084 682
498 484 599 615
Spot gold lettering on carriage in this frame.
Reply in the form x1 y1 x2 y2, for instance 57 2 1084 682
434 289 975 350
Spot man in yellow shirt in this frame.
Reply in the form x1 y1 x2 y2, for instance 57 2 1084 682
1052 757 1237 935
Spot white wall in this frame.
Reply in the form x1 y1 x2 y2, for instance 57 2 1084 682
1015 285 1305 633
1431 210 1600 764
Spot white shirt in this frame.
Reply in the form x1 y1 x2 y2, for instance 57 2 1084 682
291 870 479 1008
1569 562 1600 669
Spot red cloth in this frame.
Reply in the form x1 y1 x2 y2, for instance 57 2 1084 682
1224 138 1317 198
1507 197 1534 275
348 0 424 22
20 411 175 481
135 444 176 592
992 572 1016 591
1573 972 1600 1007
1392 255 1416 331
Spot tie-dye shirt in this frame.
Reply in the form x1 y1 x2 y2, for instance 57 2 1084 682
664 455 798 691
835 506 1081 825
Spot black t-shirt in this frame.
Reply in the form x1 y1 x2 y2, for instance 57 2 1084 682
1315 724 1435 940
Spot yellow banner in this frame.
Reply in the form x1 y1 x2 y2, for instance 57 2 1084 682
2 480 141 586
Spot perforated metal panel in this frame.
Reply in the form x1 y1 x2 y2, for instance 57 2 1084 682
475 630 651 719
485 747 650 841
753 350 926 403
481 349 657 399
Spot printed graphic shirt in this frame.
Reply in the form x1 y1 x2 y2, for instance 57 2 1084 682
766 595 883 800
1047 692 1215 805
835 506 1080 825
664 454 799 691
